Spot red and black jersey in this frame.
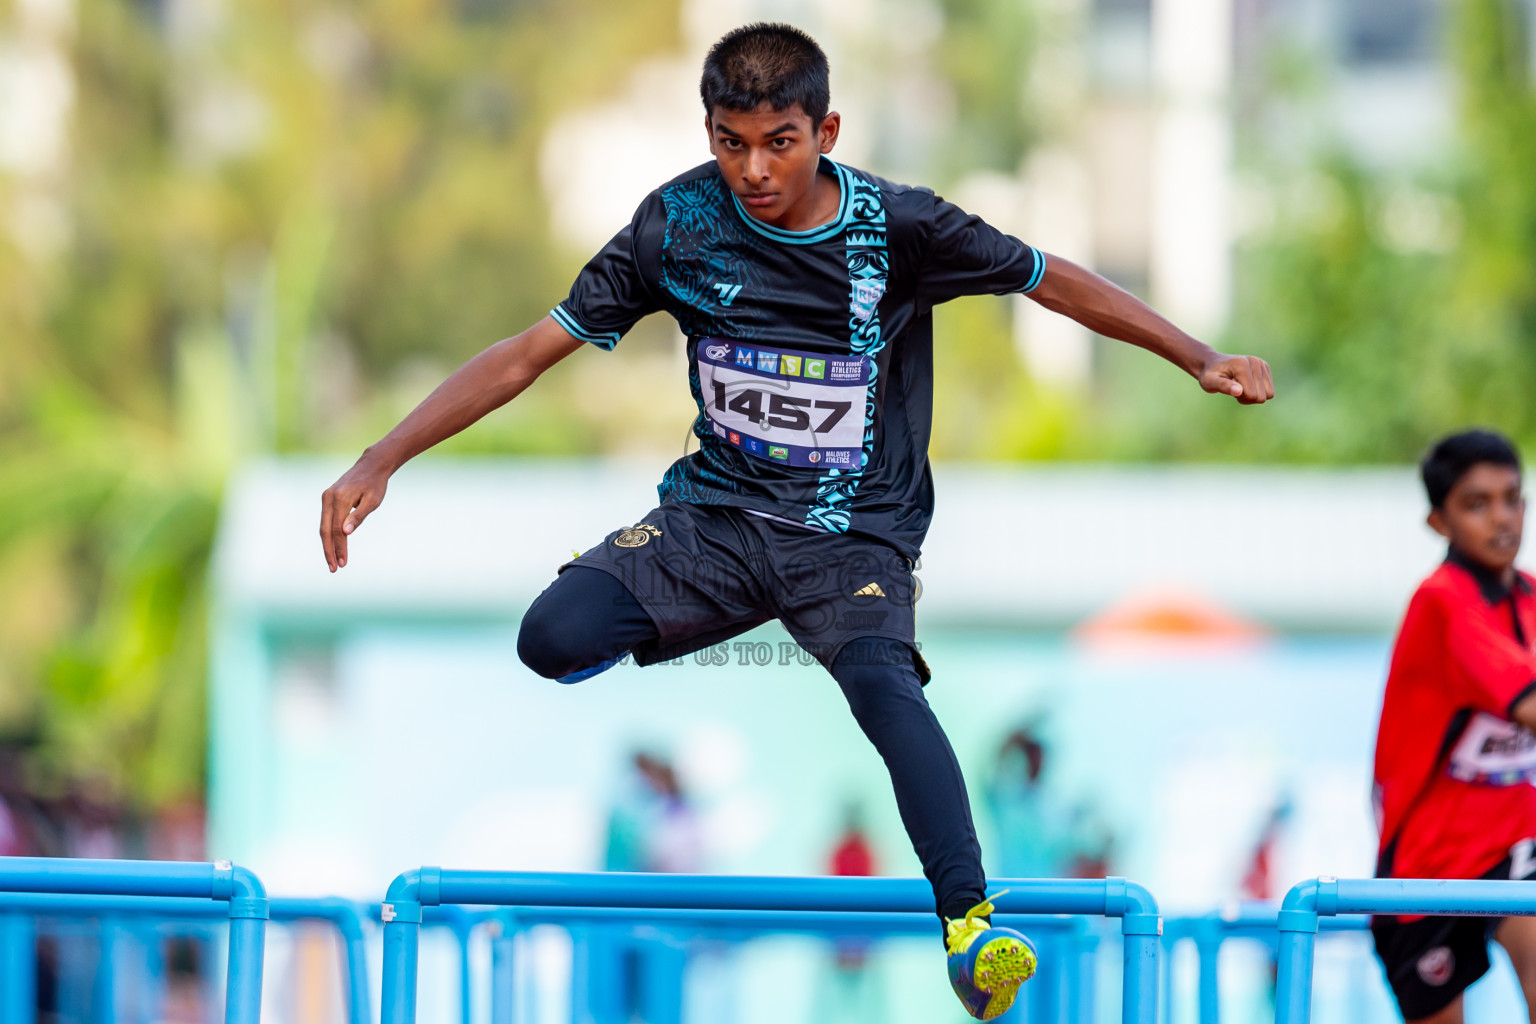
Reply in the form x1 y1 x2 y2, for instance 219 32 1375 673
1373 549 1536 882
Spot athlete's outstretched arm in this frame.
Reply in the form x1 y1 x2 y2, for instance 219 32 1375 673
1027 254 1274 404
319 316 584 571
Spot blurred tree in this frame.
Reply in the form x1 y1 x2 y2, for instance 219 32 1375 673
0 0 680 812
1089 0 1536 463
929 0 1039 177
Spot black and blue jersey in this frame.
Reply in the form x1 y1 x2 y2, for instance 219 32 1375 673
553 157 1045 559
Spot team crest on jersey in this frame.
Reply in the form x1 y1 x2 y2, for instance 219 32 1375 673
1416 947 1455 986
613 524 662 548
850 280 885 322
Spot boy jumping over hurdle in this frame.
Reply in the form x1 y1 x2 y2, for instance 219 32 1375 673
1372 430 1536 1023
319 24 1273 1018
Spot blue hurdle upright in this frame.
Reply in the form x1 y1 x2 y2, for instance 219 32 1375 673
1163 903 1368 1024
0 893 368 1024
0 857 268 1024
376 870 1162 1024
1274 876 1536 1023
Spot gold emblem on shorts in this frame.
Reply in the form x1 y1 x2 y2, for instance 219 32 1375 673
613 524 662 548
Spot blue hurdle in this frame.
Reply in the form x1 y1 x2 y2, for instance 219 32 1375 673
0 893 368 1024
0 858 267 1024
1164 903 1368 1024
481 906 1102 1024
1274 876 1536 1023
375 871 1161 1024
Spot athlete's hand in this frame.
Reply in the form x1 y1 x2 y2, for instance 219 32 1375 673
1198 353 1274 405
320 453 392 572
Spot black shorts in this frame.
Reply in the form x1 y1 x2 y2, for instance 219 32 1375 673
560 500 929 681
1372 843 1536 1020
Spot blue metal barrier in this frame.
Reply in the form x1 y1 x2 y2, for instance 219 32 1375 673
484 906 1101 1024
1164 904 1368 1024
0 858 267 1024
375 871 1160 1024
0 892 368 1024
1274 876 1536 1024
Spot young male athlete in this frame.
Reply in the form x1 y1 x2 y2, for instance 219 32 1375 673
1372 430 1536 1023
319 24 1273 1019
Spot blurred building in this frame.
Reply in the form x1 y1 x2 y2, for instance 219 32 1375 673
208 456 1524 1020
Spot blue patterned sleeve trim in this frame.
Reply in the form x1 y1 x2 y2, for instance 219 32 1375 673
1021 247 1047 294
550 304 621 351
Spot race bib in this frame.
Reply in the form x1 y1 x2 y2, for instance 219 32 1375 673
696 339 867 469
1447 711 1536 786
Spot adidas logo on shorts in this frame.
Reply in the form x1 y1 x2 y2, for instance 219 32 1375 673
853 582 885 598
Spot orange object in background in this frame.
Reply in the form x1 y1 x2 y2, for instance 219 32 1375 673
1074 587 1269 649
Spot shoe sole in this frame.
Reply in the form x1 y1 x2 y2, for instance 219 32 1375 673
972 935 1038 1020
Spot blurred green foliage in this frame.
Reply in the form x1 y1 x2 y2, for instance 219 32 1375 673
3 0 1535 810
1086 0 1536 463
0 0 680 810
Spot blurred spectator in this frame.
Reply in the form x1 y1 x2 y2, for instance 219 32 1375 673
828 803 877 879
147 801 207 863
60 777 124 860
987 725 1073 878
1240 795 1295 901
604 750 702 873
0 741 52 856
1064 804 1116 879
821 803 884 1024
601 750 701 1024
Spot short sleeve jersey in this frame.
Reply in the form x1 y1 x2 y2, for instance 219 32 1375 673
552 157 1045 559
1373 550 1536 882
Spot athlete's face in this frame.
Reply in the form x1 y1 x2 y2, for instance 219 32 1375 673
706 102 840 231
1430 462 1525 580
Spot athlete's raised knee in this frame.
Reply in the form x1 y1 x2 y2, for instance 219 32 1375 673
517 609 581 679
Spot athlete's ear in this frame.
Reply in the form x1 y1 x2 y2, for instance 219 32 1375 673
1427 507 1450 540
818 111 841 155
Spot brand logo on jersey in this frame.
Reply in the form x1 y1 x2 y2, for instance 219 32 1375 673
712 282 744 306
808 450 822 463
1416 947 1455 987
712 423 726 438
769 446 789 460
744 438 764 455
729 431 741 445
780 355 802 376
804 359 826 379
613 524 662 549
704 343 730 361
850 280 885 321
853 582 886 598
735 348 755 367
755 352 779 373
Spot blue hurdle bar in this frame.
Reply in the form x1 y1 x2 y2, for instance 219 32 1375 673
478 906 1101 1024
1164 904 1368 1024
0 858 267 1024
375 871 1160 1024
1274 877 1536 1024
0 893 368 1024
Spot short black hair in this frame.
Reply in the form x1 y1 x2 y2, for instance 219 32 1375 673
700 23 830 128
1421 429 1522 508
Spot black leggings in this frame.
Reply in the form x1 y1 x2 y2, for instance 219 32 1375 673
518 566 987 925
